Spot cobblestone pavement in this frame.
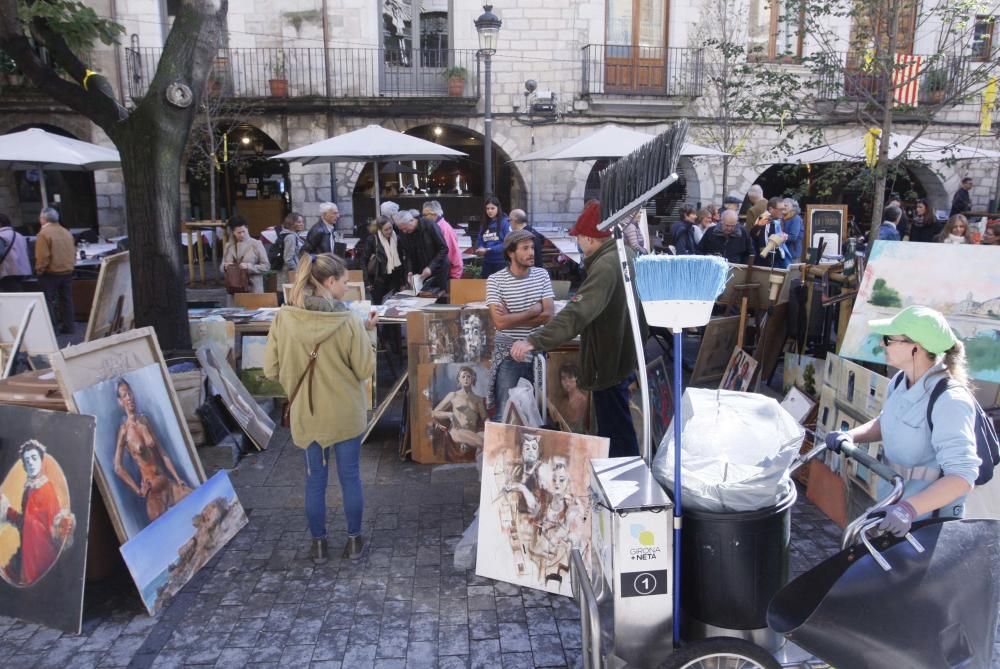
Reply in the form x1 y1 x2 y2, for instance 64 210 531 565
1 394 995 667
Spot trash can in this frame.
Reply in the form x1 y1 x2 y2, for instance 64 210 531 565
680 484 796 652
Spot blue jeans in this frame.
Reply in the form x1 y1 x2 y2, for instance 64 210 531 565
304 437 363 539
495 358 534 419
593 376 639 458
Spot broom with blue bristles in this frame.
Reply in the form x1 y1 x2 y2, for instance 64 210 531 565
596 123 731 649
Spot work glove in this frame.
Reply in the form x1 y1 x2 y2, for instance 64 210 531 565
824 431 852 454
877 500 918 538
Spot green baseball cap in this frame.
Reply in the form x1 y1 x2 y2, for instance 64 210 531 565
868 305 958 355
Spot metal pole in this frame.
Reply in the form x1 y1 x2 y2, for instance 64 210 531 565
484 53 494 196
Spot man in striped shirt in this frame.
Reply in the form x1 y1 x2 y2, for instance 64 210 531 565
486 229 554 418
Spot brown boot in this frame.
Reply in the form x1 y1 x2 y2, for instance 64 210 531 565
342 535 365 561
310 538 329 565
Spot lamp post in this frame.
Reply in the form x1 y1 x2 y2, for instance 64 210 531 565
475 4 501 197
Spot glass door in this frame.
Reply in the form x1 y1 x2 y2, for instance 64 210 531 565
605 0 667 93
382 0 450 96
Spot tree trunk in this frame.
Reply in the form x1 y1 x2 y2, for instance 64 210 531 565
721 155 731 199
868 0 901 247
112 110 194 350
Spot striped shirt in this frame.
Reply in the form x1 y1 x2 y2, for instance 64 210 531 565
486 266 554 344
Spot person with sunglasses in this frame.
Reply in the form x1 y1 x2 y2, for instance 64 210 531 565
824 306 980 537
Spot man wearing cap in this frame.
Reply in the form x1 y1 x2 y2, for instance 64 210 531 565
824 305 979 536
511 201 646 457
486 229 554 417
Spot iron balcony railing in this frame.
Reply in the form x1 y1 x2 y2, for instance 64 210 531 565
123 46 480 102
581 45 705 97
812 52 974 106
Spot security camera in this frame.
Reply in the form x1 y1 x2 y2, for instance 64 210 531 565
524 79 537 94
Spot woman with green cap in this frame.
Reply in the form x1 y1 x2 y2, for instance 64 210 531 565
825 305 980 537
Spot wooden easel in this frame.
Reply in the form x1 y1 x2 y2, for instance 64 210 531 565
733 283 760 350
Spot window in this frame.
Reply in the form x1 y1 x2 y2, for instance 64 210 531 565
748 0 804 61
382 0 449 67
847 0 917 69
972 16 996 62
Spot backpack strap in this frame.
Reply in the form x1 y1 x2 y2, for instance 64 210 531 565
282 332 336 424
925 377 954 432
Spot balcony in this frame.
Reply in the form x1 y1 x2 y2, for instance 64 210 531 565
581 45 704 98
813 52 974 108
123 47 480 104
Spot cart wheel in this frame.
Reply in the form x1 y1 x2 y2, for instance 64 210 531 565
656 637 782 669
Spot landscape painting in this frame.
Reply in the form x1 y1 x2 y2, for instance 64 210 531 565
239 335 285 397
840 241 1000 382
72 363 202 540
120 471 247 615
782 353 824 397
0 406 95 634
477 423 609 596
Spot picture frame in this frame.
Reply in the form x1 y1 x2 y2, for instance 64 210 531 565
545 348 592 436
84 252 134 342
0 293 58 373
805 204 847 263
781 386 817 424
719 347 759 392
196 343 274 452
49 327 206 543
689 316 741 384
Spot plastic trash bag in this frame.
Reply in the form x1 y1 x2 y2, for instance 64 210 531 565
652 387 804 512
505 378 543 427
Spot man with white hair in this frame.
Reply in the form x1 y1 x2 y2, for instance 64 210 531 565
744 184 767 230
35 207 75 334
422 200 463 280
302 202 339 256
394 209 449 292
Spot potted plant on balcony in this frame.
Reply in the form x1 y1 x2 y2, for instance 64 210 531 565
924 67 948 104
269 51 288 97
442 66 468 96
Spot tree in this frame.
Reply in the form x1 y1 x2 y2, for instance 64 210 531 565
796 0 1000 243
0 0 230 350
693 0 803 195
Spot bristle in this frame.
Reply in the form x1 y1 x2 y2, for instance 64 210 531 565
599 120 689 219
634 255 730 302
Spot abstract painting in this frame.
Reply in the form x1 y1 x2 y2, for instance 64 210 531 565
840 241 1000 382
545 350 591 435
720 347 759 392
120 471 247 615
72 363 202 541
477 423 609 596
85 252 134 342
0 405 95 633
196 344 274 451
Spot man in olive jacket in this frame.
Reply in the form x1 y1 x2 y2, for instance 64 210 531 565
511 201 646 457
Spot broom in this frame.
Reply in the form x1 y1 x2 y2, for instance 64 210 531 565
595 120 728 648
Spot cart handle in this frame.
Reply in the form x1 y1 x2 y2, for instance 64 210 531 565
840 441 900 486
571 548 602 669
840 440 906 550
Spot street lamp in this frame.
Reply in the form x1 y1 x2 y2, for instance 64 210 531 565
475 4 502 197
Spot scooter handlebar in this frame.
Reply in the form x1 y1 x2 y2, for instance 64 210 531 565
840 441 902 487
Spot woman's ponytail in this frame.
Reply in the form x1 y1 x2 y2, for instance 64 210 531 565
288 253 346 308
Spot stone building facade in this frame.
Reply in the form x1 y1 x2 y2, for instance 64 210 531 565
2 0 997 236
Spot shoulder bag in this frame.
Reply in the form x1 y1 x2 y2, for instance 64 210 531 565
281 330 337 426
224 247 250 294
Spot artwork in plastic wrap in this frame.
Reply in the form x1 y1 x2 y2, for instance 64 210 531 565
476 423 609 595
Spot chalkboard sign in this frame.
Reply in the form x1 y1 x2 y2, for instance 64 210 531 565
805 204 847 263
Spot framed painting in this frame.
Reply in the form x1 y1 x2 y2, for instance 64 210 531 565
49 328 206 543
689 316 741 384
780 386 817 424
782 353 824 397
545 349 591 435
196 344 274 452
0 406 95 634
84 252 134 342
238 335 286 397
840 241 1000 383
120 470 247 615
414 361 490 464
719 347 759 392
477 423 609 595
0 293 58 372
805 204 847 263
189 318 235 366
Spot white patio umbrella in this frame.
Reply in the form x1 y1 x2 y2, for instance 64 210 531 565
273 124 468 210
781 132 1000 164
0 127 121 207
513 124 729 162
